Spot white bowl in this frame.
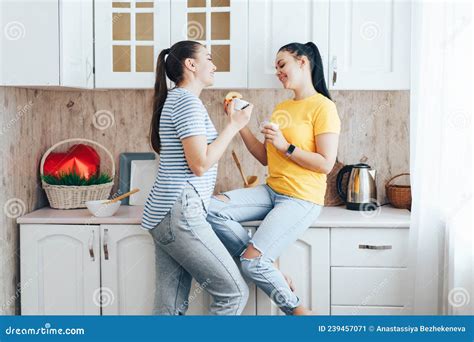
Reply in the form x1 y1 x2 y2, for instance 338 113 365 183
85 199 121 217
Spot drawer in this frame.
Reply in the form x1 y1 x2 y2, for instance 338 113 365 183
331 267 408 306
331 305 406 315
331 228 409 267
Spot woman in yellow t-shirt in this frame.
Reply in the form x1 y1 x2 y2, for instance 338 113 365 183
207 42 340 315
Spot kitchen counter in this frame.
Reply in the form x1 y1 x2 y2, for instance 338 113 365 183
17 205 410 228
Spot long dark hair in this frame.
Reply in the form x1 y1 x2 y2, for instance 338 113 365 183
150 40 202 154
278 42 331 100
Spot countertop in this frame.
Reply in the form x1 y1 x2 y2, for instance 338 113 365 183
17 205 410 228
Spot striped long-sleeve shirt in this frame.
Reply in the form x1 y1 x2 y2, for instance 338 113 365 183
141 87 218 230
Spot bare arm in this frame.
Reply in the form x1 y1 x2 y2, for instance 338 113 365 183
182 104 253 176
284 133 339 174
239 126 267 166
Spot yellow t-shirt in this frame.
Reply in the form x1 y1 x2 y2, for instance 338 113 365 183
266 92 341 205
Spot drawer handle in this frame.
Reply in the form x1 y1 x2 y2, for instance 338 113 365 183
359 244 392 250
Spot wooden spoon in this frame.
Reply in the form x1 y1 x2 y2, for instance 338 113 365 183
231 150 259 188
231 150 248 186
104 188 140 205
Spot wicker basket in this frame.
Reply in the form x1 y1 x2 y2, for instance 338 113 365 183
40 138 115 209
385 173 411 210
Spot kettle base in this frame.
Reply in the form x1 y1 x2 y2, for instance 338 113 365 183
346 202 378 211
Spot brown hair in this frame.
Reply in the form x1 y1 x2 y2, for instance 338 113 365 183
150 40 202 154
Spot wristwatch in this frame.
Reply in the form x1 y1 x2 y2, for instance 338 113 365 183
285 144 296 158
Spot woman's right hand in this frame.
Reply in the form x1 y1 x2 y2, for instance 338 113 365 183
227 100 253 131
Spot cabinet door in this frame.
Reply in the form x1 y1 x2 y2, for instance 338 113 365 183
0 0 60 86
20 224 100 315
329 0 410 90
100 225 156 315
171 0 248 88
256 228 330 315
248 0 329 88
331 267 407 306
95 0 171 88
59 0 94 88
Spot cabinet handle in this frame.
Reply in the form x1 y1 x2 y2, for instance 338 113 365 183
88 230 95 261
103 228 109 260
331 56 338 85
359 244 392 250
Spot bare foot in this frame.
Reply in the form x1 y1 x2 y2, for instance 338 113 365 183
292 306 314 316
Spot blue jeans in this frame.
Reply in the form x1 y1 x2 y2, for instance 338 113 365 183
148 183 249 315
207 184 322 315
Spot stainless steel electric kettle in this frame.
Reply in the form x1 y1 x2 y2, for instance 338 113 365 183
336 163 377 211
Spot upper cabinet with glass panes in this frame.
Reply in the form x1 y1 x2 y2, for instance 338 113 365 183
171 0 248 88
95 0 171 88
2 0 410 90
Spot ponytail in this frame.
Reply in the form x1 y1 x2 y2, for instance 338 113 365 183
150 48 170 154
150 41 202 154
278 42 332 100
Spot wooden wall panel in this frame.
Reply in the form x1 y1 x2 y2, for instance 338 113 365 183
0 86 409 314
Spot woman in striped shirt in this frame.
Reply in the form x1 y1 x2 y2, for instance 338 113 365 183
142 41 253 315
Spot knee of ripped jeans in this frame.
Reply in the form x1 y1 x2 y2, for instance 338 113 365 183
240 242 267 278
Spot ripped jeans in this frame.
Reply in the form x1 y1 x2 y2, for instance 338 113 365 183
206 184 322 315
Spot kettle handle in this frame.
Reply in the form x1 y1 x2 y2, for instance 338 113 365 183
336 165 354 202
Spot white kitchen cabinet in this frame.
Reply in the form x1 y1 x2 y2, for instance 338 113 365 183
0 0 93 88
256 228 330 315
20 224 101 315
171 0 248 88
329 227 409 315
18 206 411 316
94 0 170 88
100 225 156 315
248 0 330 89
328 0 411 90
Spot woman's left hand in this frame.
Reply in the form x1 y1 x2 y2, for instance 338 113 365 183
261 124 289 153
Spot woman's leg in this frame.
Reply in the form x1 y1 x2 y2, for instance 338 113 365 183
240 190 323 315
154 185 249 315
150 221 192 314
207 185 274 256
